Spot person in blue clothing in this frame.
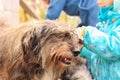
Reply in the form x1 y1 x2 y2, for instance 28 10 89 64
73 0 120 79
43 0 99 27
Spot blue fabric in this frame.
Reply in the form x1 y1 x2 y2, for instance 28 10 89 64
78 0 99 26
114 0 120 12
80 4 120 80
46 0 99 26
98 6 113 22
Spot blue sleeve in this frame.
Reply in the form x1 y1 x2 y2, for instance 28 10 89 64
80 46 96 61
46 0 67 20
79 0 99 26
83 26 120 61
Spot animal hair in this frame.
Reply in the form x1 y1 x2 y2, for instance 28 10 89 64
0 20 81 80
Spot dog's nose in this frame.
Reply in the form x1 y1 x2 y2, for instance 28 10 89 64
73 51 80 57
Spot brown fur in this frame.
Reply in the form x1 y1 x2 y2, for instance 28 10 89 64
0 20 81 80
0 19 13 34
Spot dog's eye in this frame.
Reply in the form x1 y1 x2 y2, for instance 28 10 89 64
79 39 83 44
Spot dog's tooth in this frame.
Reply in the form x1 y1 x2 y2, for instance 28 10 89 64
64 58 66 61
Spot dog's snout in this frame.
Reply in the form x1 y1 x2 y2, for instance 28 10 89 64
73 51 80 57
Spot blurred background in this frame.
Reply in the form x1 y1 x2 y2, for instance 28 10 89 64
0 0 80 28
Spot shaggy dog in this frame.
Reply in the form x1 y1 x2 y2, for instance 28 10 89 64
0 20 81 80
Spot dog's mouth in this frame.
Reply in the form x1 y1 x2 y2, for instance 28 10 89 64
59 56 72 65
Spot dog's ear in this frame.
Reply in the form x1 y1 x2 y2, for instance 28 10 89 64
21 27 41 56
21 27 43 68
21 27 43 64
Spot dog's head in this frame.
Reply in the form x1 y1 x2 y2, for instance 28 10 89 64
21 21 81 73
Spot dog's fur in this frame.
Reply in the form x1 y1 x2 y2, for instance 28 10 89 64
0 20 81 80
61 57 92 80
